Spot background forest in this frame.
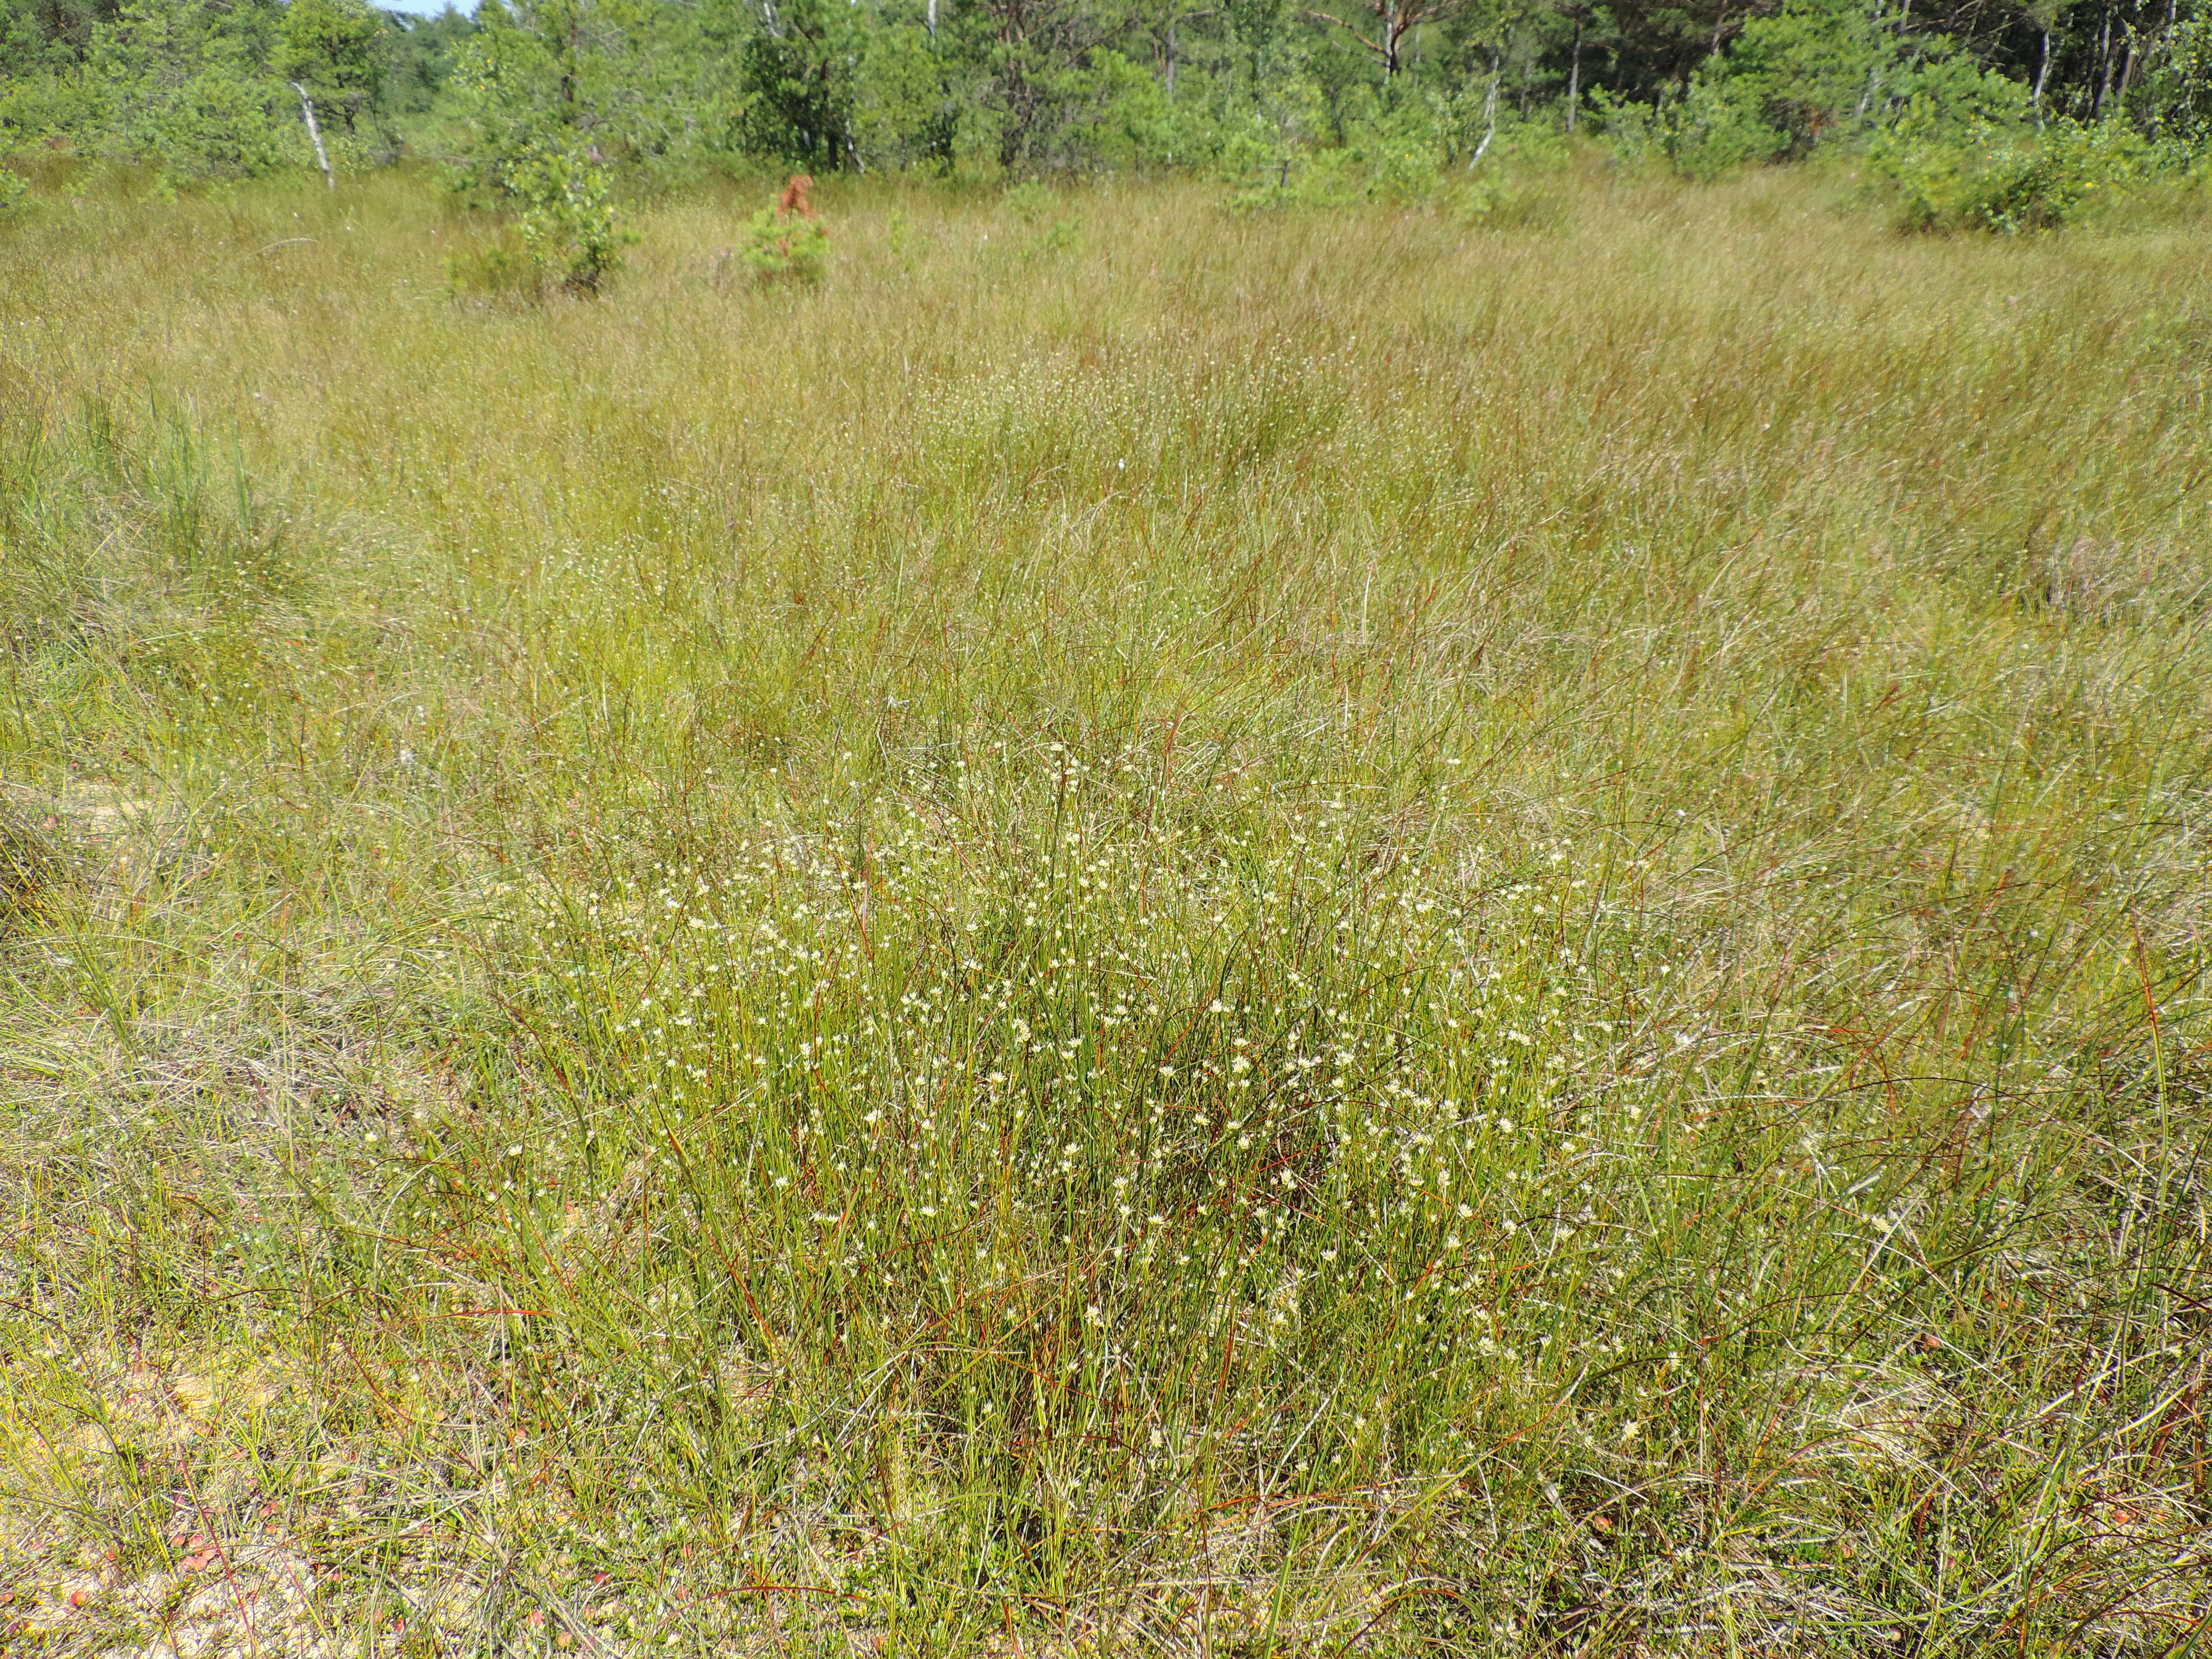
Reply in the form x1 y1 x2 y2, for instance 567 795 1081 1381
3 0 2212 224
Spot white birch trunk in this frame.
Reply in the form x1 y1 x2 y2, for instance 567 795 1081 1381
291 83 334 190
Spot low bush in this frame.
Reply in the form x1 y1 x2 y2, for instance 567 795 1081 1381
506 135 633 294
1871 116 2167 231
740 172 830 283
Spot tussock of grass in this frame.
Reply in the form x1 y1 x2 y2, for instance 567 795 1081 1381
0 808 65 937
2 167 2209 1655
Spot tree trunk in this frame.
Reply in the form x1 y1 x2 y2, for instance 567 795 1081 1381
2033 28 2051 116
291 82 333 190
2094 9 2114 116
1470 51 1501 161
1566 16 1583 132
1166 10 1177 98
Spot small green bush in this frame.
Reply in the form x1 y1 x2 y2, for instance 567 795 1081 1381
741 173 830 285
1589 83 1784 181
0 166 29 217
506 136 633 295
1871 117 2163 232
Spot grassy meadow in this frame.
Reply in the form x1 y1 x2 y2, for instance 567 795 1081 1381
2 163 2211 1655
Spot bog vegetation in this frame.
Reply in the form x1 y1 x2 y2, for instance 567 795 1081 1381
2 160 2210 1655
5 0 2212 1648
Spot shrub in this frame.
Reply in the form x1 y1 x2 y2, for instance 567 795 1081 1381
1871 117 2163 232
0 167 29 218
497 136 628 294
1588 84 1784 181
740 173 830 284
1223 133 1440 211
145 67 298 183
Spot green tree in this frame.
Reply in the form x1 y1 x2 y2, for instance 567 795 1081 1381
2142 0 2212 143
737 0 866 165
1302 0 1464 82
274 0 380 130
0 0 121 74
374 6 476 122
70 0 295 177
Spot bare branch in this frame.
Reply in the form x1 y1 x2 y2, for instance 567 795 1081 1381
1300 6 1386 55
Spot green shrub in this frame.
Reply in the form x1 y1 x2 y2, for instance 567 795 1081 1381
1871 117 2163 232
1222 140 1432 211
740 173 830 284
1588 84 1785 181
0 166 29 217
505 136 633 294
148 68 296 182
1664 79 1791 181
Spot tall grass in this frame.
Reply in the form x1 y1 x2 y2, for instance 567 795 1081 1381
2 162 2209 1655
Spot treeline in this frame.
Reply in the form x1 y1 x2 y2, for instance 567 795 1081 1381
2 0 2208 187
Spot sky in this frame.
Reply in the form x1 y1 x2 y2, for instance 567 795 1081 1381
381 0 470 16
